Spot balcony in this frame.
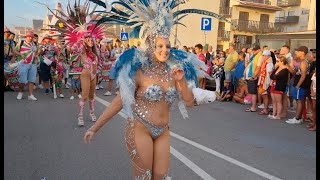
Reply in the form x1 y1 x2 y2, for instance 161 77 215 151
277 0 301 7
231 19 284 33
240 0 271 5
275 16 299 24
217 30 230 41
219 7 232 18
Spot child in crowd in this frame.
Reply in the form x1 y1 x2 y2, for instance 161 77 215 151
69 61 82 100
217 80 233 102
50 61 64 99
233 78 249 104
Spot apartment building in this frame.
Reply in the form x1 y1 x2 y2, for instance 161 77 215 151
256 0 316 51
217 0 282 51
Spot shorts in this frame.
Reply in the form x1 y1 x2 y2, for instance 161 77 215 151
4 58 11 64
71 79 81 89
270 84 283 95
288 79 294 97
109 66 117 80
292 86 306 100
40 62 52 82
18 63 37 84
247 79 258 94
258 87 269 95
224 71 234 81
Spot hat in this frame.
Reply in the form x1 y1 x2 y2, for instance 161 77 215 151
295 46 308 54
25 31 35 38
4 27 10 33
43 34 52 40
252 45 260 51
262 50 271 56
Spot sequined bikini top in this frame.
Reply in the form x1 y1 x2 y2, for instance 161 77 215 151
141 84 178 105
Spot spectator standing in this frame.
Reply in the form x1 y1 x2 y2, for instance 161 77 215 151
308 71 316 131
269 56 290 119
211 51 225 94
257 50 274 115
194 44 206 89
286 46 310 124
244 45 262 112
224 44 239 91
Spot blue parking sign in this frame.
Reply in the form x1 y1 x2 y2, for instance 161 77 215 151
201 18 212 31
120 32 129 41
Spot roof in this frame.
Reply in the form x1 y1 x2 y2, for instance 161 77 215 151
237 1 282 11
258 30 316 36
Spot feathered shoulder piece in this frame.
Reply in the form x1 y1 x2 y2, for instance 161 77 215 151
113 48 208 119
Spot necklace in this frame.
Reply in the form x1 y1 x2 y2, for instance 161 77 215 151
141 58 172 82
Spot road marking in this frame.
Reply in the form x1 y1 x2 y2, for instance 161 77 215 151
170 147 215 180
94 95 282 180
170 132 282 180
94 95 215 180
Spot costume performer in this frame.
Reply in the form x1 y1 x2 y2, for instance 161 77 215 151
38 34 59 94
39 0 106 126
84 0 234 179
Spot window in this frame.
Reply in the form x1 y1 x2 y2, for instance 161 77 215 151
302 9 310 15
288 11 295 16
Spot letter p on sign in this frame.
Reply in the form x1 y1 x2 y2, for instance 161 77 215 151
201 17 212 31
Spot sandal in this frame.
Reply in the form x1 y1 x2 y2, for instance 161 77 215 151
78 115 84 126
90 112 97 122
259 110 268 115
308 127 316 131
245 108 257 112
306 123 314 128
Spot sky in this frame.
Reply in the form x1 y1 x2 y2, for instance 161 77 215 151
4 0 109 30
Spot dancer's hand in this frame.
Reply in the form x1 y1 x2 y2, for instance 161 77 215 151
84 130 95 144
171 64 184 81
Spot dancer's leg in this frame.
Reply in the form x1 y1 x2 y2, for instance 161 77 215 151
125 119 153 179
153 128 170 180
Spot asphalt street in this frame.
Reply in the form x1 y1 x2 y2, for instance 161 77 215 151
4 82 316 180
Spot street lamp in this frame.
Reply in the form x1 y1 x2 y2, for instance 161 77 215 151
16 16 27 36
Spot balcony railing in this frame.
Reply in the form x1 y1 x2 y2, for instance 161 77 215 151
277 0 301 7
275 16 299 24
240 0 271 5
217 30 230 41
219 7 232 17
231 19 284 33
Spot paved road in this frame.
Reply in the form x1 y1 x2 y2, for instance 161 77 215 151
4 82 316 180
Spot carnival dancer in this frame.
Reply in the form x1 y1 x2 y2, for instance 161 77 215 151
38 34 59 95
4 26 24 91
84 0 234 179
15 31 38 100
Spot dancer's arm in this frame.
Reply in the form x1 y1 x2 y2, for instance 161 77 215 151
87 95 123 133
172 67 194 107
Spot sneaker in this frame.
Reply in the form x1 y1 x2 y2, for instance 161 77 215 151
38 84 44 89
286 117 302 124
70 96 74 100
95 85 100 90
45 89 50 94
267 114 275 119
28 95 37 101
99 84 104 89
268 104 273 109
78 94 82 99
65 84 70 89
258 104 264 109
54 94 58 99
59 94 64 98
104 91 112 96
17 92 23 100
